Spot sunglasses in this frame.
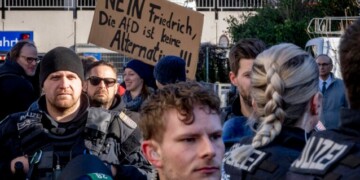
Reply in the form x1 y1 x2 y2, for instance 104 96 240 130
21 55 40 64
87 76 117 87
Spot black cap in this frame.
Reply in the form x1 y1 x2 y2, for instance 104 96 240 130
40 47 84 86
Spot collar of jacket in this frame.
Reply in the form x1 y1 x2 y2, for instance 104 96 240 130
231 95 243 116
109 93 122 111
0 58 27 77
28 93 90 125
269 126 307 151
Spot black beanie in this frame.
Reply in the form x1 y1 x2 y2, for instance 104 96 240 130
40 47 84 86
154 55 186 85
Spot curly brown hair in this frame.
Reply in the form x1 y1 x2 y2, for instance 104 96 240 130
140 81 221 143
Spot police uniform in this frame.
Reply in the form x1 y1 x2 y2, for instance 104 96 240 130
222 127 307 180
0 94 152 179
288 108 360 179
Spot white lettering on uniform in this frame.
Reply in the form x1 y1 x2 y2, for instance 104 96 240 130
291 137 348 171
224 148 266 172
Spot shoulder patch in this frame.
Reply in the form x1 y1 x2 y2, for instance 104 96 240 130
290 136 353 175
119 111 137 129
17 113 42 131
223 144 267 173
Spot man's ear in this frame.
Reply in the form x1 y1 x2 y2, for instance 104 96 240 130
141 140 162 168
83 81 88 92
229 71 237 86
310 92 322 115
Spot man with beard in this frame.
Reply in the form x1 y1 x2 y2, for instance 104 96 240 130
0 47 152 179
222 38 266 150
140 81 225 180
84 60 141 125
84 60 120 110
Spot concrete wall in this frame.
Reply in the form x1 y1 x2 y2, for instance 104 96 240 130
1 10 251 53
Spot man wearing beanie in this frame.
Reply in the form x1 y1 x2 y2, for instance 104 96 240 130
153 55 186 89
0 47 152 179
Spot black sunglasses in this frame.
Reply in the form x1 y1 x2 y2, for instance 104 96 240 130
21 55 40 64
87 76 117 87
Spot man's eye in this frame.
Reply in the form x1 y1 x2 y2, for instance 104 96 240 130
182 138 196 143
51 76 60 80
210 134 222 141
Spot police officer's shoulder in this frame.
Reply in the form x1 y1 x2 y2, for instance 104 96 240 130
0 112 27 139
290 130 355 177
86 107 114 132
224 135 269 170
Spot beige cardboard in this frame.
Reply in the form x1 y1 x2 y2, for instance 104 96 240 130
89 0 204 79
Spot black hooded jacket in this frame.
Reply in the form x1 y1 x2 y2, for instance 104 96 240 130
0 58 39 120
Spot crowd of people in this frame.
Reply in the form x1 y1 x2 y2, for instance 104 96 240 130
0 17 359 180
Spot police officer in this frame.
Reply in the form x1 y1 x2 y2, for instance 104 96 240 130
222 43 321 179
0 47 152 179
288 18 360 179
84 60 142 141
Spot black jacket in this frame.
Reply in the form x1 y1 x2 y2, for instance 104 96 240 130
288 108 360 179
223 127 307 180
0 94 152 179
0 58 39 120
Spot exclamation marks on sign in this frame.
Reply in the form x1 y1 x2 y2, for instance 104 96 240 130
180 50 192 73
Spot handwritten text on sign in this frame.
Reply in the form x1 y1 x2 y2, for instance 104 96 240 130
89 0 204 79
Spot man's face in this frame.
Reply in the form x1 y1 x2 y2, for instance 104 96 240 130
316 56 333 77
229 59 254 106
43 71 82 112
16 44 38 76
84 65 118 109
158 105 224 180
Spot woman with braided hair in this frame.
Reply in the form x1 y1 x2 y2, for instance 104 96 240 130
222 43 322 179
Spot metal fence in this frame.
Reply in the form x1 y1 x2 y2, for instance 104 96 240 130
3 0 268 10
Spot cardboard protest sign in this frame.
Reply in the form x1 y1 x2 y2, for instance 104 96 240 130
88 0 204 79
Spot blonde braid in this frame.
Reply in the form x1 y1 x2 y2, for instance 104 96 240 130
252 62 286 148
230 43 318 164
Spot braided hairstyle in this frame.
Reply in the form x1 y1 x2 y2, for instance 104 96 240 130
250 43 319 148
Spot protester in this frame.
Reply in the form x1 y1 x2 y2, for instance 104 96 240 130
288 17 360 179
0 47 151 179
121 59 155 112
222 43 321 179
0 40 40 120
153 55 186 89
140 81 225 180
222 38 267 150
315 54 347 129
